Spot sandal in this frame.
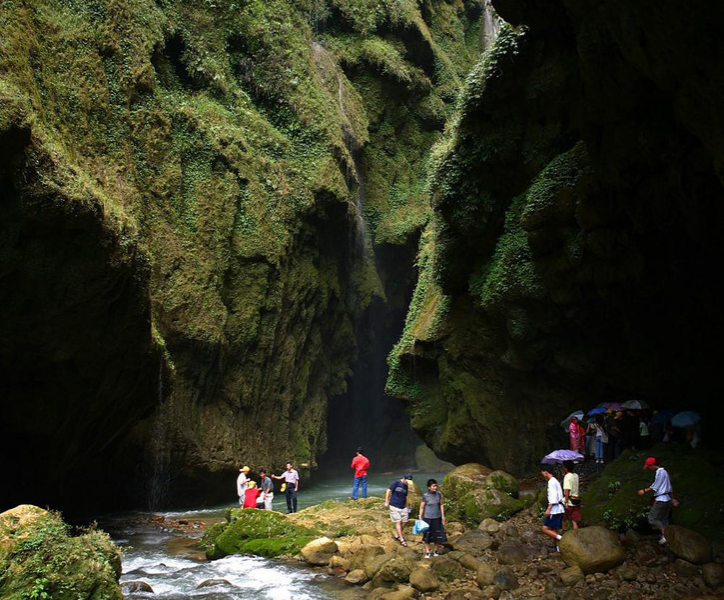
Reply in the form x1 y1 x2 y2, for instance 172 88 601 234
399 539 408 547
393 535 400 542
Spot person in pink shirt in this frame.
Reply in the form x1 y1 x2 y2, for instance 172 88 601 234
350 447 370 500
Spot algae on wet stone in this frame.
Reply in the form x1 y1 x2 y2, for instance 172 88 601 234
204 509 319 559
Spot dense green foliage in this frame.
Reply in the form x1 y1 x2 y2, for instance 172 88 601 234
0 506 122 600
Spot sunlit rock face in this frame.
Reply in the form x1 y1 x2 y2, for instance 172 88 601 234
387 1 724 475
0 1 485 511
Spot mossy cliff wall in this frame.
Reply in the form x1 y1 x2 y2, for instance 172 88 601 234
388 1 724 475
0 0 485 510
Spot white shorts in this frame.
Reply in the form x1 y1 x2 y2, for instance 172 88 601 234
389 506 409 523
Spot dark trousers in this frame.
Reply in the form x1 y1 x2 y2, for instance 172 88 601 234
285 487 298 513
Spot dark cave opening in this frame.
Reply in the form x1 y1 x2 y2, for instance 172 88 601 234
319 236 423 476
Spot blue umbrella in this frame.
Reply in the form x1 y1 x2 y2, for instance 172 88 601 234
587 407 607 415
542 449 585 464
671 411 700 428
650 409 678 425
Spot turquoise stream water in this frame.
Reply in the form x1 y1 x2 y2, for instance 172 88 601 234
108 472 448 599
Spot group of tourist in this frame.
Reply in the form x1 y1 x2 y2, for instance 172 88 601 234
570 409 658 464
540 455 676 551
235 462 300 513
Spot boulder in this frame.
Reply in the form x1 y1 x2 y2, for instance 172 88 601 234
673 558 700 577
0 505 123 600
487 471 519 498
476 562 497 587
328 555 349 570
345 569 369 585
455 552 483 571
459 488 524 526
443 464 494 510
430 555 467 581
703 563 723 588
666 525 713 565
492 569 518 590
380 585 417 600
194 579 231 596
371 556 416 588
301 537 338 566
122 581 154 593
479 518 500 534
559 527 625 574
559 566 584 586
451 530 494 555
365 553 397 579
410 567 440 592
349 545 386 572
497 540 528 565
503 524 519 537
479 585 501 599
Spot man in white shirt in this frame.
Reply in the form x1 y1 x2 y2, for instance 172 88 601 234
236 466 250 506
540 465 565 550
272 462 300 513
638 457 675 544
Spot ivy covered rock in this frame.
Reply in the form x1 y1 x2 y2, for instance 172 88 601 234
0 505 122 600
203 509 319 559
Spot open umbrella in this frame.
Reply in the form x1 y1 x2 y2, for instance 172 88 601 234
541 449 585 464
587 407 607 416
560 410 584 430
621 399 650 410
650 409 677 425
671 411 700 428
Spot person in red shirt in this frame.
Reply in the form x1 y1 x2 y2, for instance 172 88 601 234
350 447 370 500
243 481 261 508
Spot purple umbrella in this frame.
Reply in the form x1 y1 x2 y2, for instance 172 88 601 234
541 449 585 464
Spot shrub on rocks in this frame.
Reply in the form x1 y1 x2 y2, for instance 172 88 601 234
0 505 122 600
666 524 712 565
559 526 625 574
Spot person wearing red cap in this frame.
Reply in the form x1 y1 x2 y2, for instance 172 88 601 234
637 457 674 544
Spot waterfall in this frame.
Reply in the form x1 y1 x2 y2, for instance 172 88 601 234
482 0 500 50
147 358 171 510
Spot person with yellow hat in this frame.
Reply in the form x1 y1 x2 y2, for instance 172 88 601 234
243 480 261 508
236 466 251 506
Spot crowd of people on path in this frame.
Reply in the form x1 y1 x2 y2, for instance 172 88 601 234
235 462 300 513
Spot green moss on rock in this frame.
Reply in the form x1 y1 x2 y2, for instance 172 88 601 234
204 509 320 559
0 505 122 600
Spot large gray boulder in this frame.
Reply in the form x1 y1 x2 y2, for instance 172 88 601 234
371 556 416 588
666 525 712 565
559 526 625 574
476 562 497 587
349 545 386 571
443 463 494 505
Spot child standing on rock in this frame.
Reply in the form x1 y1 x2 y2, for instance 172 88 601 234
419 479 447 558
